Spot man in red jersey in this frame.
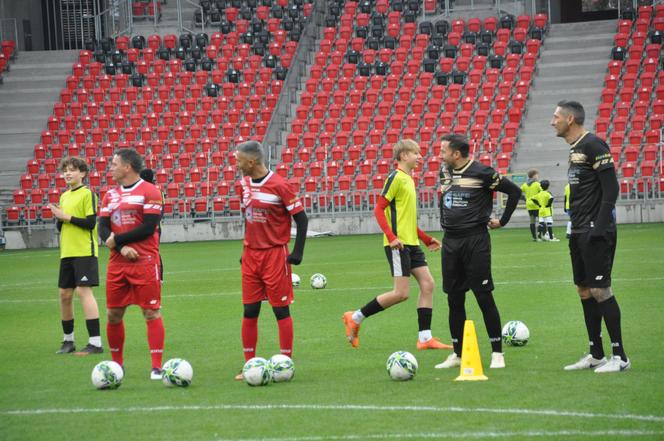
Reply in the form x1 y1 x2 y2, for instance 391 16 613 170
98 148 165 380
233 140 308 380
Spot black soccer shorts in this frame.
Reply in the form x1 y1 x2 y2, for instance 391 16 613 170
528 209 539 222
442 231 494 294
384 245 428 277
569 230 617 288
58 256 100 289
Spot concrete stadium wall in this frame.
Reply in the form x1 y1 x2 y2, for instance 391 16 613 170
4 201 664 250
0 0 44 51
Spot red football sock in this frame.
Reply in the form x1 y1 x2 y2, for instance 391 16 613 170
242 317 258 361
107 321 125 366
277 316 293 357
146 317 165 369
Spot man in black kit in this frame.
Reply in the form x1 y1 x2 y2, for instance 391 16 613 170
434 134 522 370
552 100 630 373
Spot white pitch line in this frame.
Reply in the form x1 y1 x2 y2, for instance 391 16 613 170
3 403 664 423
3 276 664 305
213 429 664 441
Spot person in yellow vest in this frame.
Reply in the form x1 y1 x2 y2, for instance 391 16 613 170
48 157 103 355
564 183 571 238
532 180 559 242
520 169 542 241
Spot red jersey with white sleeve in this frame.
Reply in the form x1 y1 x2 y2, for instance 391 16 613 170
99 179 162 264
241 171 303 249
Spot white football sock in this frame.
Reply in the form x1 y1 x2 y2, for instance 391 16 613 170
418 330 432 343
352 310 365 325
63 333 74 342
89 336 102 347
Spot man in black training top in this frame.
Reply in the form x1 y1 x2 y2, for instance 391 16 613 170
552 100 630 373
434 134 522 370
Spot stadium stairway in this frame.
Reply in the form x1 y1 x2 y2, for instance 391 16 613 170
0 50 78 208
131 0 191 38
512 19 616 199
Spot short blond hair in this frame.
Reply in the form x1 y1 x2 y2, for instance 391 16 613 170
393 139 420 161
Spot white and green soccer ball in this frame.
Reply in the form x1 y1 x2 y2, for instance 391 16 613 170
91 360 124 390
242 357 271 386
162 358 193 387
267 354 295 383
291 273 301 288
502 320 530 346
386 351 418 381
310 273 327 289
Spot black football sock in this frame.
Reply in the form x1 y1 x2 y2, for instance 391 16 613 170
529 223 536 239
447 292 466 356
475 291 502 353
360 297 384 318
86 318 101 338
547 226 554 239
62 319 74 337
417 307 432 332
598 296 626 361
581 297 604 359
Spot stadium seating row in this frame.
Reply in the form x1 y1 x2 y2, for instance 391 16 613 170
4 3 550 224
600 6 664 198
275 1 547 193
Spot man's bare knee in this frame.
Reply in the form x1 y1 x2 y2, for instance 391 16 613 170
107 308 125 324
143 308 161 320
576 286 592 299
590 287 613 302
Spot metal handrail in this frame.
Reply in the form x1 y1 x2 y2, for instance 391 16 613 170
177 0 205 35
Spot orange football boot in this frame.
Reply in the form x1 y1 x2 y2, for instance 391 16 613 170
416 337 453 350
342 311 360 348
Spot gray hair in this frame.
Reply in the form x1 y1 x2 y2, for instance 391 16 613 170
236 140 265 165
557 100 585 126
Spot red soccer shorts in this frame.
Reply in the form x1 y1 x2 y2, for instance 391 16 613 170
106 262 161 310
241 245 293 307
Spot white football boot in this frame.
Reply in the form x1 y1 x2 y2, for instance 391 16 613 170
594 356 631 373
434 353 461 369
490 352 505 368
563 354 607 371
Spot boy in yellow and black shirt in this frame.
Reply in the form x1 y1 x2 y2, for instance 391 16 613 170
521 169 542 241
532 180 559 242
343 139 451 351
48 157 103 355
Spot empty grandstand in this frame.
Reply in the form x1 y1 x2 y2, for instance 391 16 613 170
0 0 662 249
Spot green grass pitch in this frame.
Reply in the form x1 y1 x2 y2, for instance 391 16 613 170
1 224 663 441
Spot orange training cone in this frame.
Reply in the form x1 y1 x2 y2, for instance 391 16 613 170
455 320 488 381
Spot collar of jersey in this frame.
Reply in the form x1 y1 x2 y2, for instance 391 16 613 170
121 179 143 191
569 131 589 148
249 170 273 187
453 159 474 174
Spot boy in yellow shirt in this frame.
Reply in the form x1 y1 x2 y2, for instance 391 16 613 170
520 169 542 241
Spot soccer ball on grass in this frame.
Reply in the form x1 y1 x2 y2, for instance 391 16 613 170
386 351 418 381
242 357 271 386
267 354 295 382
291 273 301 288
310 273 327 289
502 320 530 346
162 358 193 387
91 360 124 390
